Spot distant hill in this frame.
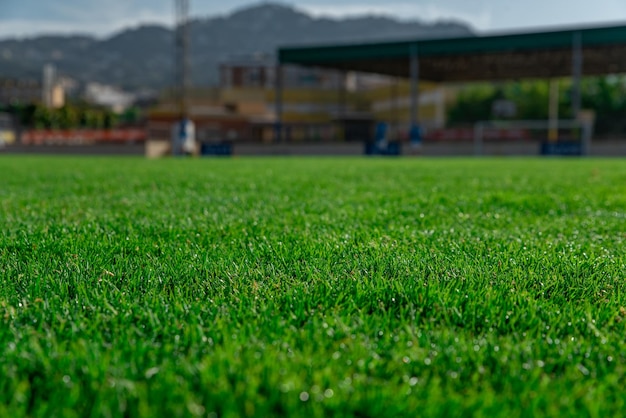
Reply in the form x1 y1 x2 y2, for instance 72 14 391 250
0 3 473 91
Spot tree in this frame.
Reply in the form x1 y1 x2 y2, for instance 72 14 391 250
446 76 626 137
447 84 497 124
33 106 52 129
57 106 79 129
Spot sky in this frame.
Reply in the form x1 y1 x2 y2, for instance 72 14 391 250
1 0 626 39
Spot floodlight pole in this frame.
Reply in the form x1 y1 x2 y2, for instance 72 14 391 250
175 0 190 120
173 0 195 156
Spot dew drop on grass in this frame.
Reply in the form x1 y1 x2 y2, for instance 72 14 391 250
144 367 160 379
299 392 310 402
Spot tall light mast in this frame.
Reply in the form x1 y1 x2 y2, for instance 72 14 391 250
173 0 195 155
175 0 190 119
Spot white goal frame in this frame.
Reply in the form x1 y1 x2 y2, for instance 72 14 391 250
473 119 593 156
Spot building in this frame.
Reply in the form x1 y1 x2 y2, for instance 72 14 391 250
0 112 16 147
218 56 448 140
84 83 135 113
0 79 42 106
0 64 65 108
146 55 450 156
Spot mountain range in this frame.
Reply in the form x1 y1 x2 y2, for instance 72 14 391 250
0 3 473 92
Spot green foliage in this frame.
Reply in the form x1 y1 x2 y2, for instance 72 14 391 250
1 157 626 417
32 105 53 129
57 106 80 129
2 103 120 130
1 104 37 128
80 108 104 129
103 111 118 129
503 81 551 120
446 84 497 124
580 76 626 135
120 106 142 125
447 76 626 136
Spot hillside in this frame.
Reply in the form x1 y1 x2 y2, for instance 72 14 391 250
0 3 473 90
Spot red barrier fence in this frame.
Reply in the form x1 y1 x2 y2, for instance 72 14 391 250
21 129 147 145
19 127 532 145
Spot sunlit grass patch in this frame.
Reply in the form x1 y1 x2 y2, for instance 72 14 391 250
1 156 625 417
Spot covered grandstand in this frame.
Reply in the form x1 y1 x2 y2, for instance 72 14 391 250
275 23 626 154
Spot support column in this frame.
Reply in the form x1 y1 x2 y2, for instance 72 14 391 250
339 71 347 117
391 77 398 141
274 64 283 143
548 79 559 142
571 31 583 118
338 70 347 141
409 43 422 148
410 44 420 127
473 122 484 156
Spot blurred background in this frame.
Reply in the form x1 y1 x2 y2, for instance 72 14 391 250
1 1 626 156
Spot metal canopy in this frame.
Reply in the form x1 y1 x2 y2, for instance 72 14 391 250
278 24 626 82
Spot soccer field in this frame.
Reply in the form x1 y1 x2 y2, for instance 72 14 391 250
1 156 625 417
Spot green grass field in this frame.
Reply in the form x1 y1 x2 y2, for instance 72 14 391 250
1 156 626 417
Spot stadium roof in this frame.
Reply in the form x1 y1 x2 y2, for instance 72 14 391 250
278 24 626 82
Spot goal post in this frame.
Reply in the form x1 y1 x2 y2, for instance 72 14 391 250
473 119 593 156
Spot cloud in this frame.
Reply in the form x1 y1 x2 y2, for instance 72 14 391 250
0 11 173 39
0 0 176 39
298 2 492 29
0 19 99 39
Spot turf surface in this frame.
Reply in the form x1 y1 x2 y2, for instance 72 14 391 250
1 156 626 417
